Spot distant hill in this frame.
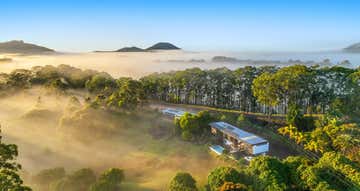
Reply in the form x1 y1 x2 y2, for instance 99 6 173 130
146 42 180 50
116 46 145 52
0 40 54 54
95 42 180 53
344 42 360 52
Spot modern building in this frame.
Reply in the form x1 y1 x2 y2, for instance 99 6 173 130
209 121 269 155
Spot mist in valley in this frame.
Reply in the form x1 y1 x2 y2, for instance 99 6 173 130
0 88 226 190
0 51 221 78
1 50 359 190
1 50 359 80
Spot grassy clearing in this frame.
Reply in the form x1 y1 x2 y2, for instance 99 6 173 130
111 117 230 190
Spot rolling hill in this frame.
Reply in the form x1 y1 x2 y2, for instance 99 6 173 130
146 42 180 50
116 46 145 52
95 42 180 52
344 42 360 52
0 40 54 54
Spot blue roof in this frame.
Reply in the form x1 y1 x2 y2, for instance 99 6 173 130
209 145 224 155
209 121 268 145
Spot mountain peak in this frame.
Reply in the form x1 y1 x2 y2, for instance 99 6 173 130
116 46 145 52
146 42 180 50
0 40 54 54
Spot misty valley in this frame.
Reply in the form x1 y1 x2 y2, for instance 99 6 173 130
0 74 225 190
0 63 359 191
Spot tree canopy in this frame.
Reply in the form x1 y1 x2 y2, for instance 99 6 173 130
0 127 31 191
90 168 124 191
169 172 198 191
51 168 96 191
176 111 213 141
207 167 243 191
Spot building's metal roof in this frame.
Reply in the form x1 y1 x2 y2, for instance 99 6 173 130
162 108 197 117
209 145 224 155
209 121 268 145
162 108 185 117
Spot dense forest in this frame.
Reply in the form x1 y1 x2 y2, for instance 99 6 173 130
0 64 359 190
2 64 359 118
168 151 360 191
140 65 360 117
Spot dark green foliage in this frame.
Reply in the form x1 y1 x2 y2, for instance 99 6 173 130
300 152 360 191
31 167 125 191
177 111 214 141
247 156 289 191
169 172 198 191
0 65 107 92
282 156 312 190
106 78 145 110
85 74 116 93
207 167 242 191
31 65 101 89
98 168 124 185
286 104 315 131
90 168 124 191
252 65 315 115
299 116 316 131
286 104 303 126
140 65 360 121
0 127 31 191
209 153 360 191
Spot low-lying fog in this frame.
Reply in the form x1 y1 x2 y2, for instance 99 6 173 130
1 50 359 78
0 88 227 190
0 50 359 190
